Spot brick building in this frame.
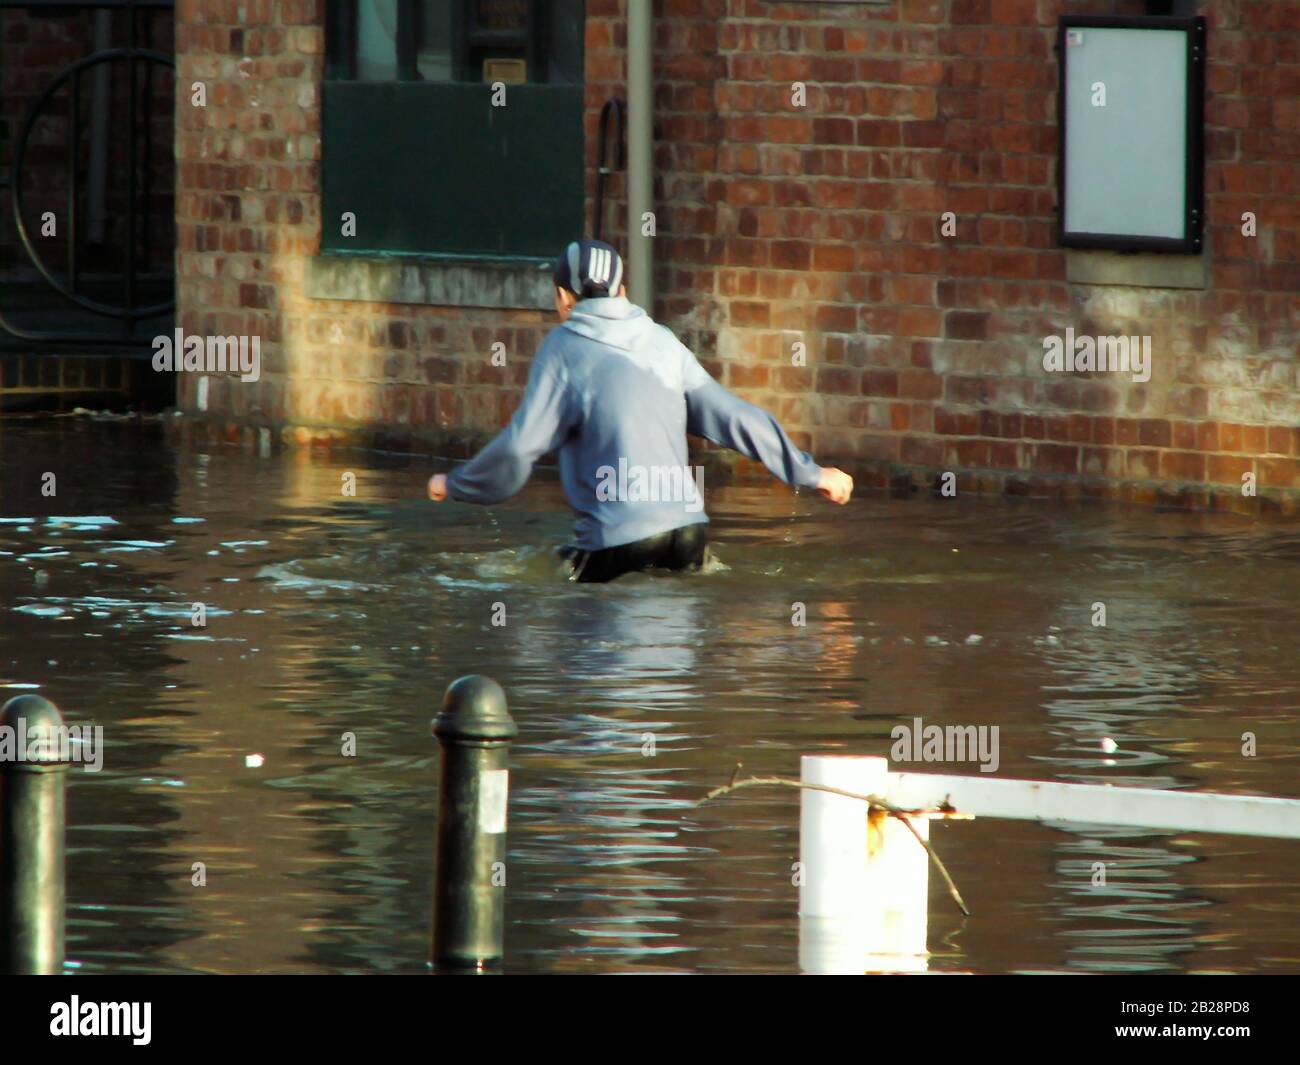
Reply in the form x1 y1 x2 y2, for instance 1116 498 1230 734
168 0 1299 511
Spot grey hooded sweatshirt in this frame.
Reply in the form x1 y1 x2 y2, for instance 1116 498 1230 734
446 296 822 550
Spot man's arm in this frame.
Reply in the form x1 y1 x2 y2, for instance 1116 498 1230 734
685 375 821 489
682 358 853 504
432 351 574 505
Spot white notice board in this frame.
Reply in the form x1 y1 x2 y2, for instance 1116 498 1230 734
1059 18 1206 253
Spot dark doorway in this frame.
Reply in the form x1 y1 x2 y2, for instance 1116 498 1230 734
0 0 175 411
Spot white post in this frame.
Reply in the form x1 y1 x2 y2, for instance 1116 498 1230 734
798 755 929 973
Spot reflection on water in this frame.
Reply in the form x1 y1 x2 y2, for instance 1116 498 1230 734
1 423 1298 974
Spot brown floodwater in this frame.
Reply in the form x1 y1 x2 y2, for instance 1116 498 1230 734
1 420 1297 974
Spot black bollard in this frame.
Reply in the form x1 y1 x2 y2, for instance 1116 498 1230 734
431 675 517 971
0 694 70 975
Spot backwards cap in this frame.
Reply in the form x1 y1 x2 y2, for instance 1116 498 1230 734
552 239 624 300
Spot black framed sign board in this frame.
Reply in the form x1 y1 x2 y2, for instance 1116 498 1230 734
1057 16 1207 254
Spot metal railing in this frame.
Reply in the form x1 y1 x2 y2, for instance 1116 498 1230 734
0 0 175 349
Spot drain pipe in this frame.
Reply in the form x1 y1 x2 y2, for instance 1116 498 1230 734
627 1 653 313
87 10 113 245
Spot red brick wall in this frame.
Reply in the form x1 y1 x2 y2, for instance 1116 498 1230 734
173 0 1300 513
175 0 625 451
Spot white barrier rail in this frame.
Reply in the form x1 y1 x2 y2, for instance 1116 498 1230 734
797 756 1300 973
885 770 1300 841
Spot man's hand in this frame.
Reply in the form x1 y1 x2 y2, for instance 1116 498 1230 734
427 474 448 502
816 467 853 505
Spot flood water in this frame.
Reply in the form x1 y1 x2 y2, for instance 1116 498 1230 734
1 421 1297 974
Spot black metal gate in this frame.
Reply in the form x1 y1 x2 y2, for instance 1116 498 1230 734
0 0 174 371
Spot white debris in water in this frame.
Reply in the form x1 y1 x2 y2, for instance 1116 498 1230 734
245 754 265 768
97 540 172 552
143 604 230 619
46 516 118 527
1100 737 1118 754
256 562 371 592
13 604 66 618
925 635 948 646
432 573 511 592
171 517 206 524
965 634 983 645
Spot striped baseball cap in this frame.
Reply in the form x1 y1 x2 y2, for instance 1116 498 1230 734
552 239 624 299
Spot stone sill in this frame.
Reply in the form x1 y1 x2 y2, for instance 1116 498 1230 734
1066 249 1208 290
306 253 553 310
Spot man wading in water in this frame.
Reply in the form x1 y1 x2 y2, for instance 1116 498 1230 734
427 239 853 582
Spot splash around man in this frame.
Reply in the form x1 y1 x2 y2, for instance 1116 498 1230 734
428 239 853 582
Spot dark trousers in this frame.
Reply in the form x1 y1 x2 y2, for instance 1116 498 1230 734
560 524 708 583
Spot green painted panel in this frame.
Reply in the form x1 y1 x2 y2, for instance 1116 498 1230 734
321 81 584 259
